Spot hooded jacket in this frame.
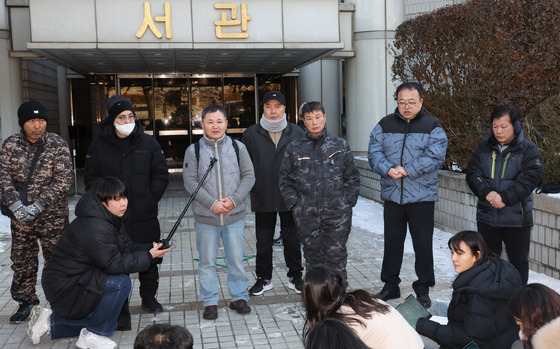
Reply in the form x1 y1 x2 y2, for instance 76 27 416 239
466 130 543 228
368 107 447 204
84 117 168 242
241 122 304 212
42 190 153 319
416 257 522 349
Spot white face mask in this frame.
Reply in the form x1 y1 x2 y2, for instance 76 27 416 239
114 122 135 136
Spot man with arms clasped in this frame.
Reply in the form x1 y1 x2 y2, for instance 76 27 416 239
368 82 447 308
183 104 255 320
242 91 305 295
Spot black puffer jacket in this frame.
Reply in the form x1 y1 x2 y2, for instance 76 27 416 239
241 122 304 212
84 118 168 242
42 190 153 319
416 257 522 349
466 131 543 228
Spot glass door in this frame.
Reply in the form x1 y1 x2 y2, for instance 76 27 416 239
153 77 189 167
189 76 224 143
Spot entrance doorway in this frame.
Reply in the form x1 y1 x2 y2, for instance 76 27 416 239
71 73 295 169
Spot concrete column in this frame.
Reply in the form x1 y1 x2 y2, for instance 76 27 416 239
0 37 22 143
298 58 342 136
345 0 405 152
57 65 70 141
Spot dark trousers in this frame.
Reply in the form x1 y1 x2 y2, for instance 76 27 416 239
255 211 303 280
381 201 435 295
477 222 530 284
298 210 353 279
10 215 66 304
138 263 159 301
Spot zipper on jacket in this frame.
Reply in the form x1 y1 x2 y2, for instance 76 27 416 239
490 151 497 179
214 141 224 226
500 153 511 179
399 122 410 204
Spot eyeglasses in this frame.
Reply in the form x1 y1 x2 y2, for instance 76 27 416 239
116 113 135 122
398 101 418 108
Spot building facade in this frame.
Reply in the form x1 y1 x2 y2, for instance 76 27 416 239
0 0 464 167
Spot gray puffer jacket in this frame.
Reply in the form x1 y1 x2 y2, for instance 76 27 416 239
183 134 255 226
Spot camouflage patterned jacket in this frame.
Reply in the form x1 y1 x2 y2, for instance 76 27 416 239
0 130 73 219
279 129 361 230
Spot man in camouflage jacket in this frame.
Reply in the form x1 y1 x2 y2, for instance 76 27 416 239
0 101 73 323
280 101 360 279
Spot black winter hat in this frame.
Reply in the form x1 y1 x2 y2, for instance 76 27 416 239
18 100 49 128
262 91 285 106
106 95 135 121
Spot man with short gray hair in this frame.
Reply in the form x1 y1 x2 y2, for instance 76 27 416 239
184 104 255 320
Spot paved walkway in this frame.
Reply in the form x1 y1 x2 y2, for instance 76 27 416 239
0 172 449 348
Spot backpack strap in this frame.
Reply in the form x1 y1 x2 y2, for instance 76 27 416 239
230 136 240 164
195 137 239 164
195 141 200 164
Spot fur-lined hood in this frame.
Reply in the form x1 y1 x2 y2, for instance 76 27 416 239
532 316 560 349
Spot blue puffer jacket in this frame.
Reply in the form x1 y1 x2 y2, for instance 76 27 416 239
368 107 448 204
466 131 543 228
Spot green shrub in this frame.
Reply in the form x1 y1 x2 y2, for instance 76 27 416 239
391 0 560 180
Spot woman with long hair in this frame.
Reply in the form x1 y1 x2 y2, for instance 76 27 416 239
416 230 522 348
509 283 560 349
302 267 423 348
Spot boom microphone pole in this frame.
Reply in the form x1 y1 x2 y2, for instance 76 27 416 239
161 157 217 249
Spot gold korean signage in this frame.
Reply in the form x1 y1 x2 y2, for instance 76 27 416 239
214 3 251 39
135 1 251 40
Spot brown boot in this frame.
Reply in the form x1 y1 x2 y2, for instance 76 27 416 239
229 299 251 314
203 305 218 320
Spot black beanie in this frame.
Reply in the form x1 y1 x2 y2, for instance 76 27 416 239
106 95 135 121
18 100 49 128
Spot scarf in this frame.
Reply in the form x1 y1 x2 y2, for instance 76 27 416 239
260 114 287 132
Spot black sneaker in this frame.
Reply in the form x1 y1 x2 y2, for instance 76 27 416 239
375 289 401 301
288 277 303 294
249 277 273 296
272 237 283 246
10 301 35 323
417 294 432 308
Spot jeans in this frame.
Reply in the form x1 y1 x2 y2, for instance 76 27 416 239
50 274 131 339
195 220 249 307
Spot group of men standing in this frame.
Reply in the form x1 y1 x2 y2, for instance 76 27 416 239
0 79 543 326
184 91 361 320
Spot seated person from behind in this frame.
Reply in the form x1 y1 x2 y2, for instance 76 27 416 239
509 283 560 349
27 177 172 348
302 267 424 349
134 323 193 349
305 318 369 349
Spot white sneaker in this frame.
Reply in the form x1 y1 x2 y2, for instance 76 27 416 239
76 328 117 349
27 305 51 345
